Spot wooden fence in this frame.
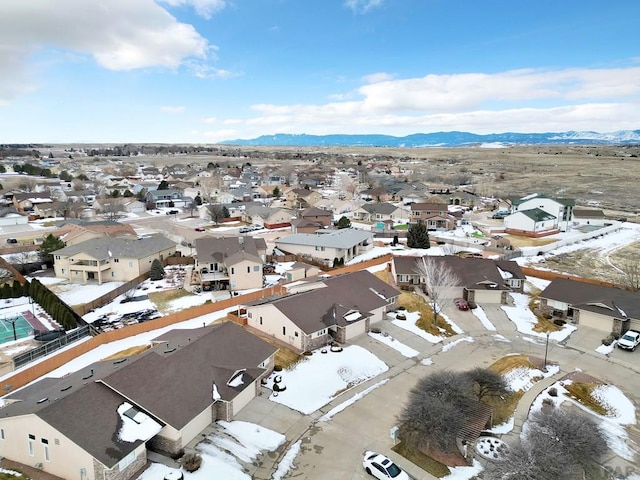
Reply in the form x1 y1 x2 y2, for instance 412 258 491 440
520 266 616 288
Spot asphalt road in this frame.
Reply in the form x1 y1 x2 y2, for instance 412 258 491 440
232 305 640 480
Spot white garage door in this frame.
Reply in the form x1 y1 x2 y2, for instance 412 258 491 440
628 318 640 331
578 310 612 333
473 289 503 304
345 320 367 340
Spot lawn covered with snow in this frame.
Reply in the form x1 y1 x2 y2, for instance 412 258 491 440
501 292 576 342
263 345 388 414
368 331 418 357
389 310 448 344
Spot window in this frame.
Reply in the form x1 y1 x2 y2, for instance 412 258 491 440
42 438 49 462
247 266 250 273
0 428 4 440
28 434 35 456
114 258 119 263
61 268 66 274
282 326 286 335
128 261 133 267
315 246 325 251
231 267 235 274
253 265 260 272
111 272 116 277
294 331 299 337
55 255 60 260
119 451 137 471
259 316 263 325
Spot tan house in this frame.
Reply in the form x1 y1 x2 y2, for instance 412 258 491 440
284 188 322 209
0 322 276 480
410 201 456 230
52 233 176 284
275 228 374 265
51 220 137 246
195 236 267 291
240 204 293 229
12 192 53 213
241 270 400 352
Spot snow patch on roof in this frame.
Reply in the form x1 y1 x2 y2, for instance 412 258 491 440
117 402 162 443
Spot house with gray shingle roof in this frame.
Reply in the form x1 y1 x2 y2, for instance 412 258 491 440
391 255 525 304
52 233 176 284
275 228 374 265
242 270 400 351
0 322 276 480
539 277 640 335
195 236 267 291
352 202 409 223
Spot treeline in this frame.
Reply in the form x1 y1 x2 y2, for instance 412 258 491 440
0 279 78 330
1 146 43 158
13 163 55 177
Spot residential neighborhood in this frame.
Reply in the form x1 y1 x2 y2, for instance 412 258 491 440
0 147 638 480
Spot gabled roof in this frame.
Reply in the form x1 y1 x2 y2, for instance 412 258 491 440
276 228 373 249
510 193 575 207
393 256 525 291
195 236 266 264
53 233 175 260
410 202 449 211
540 278 640 320
250 270 400 334
360 202 399 215
300 207 332 217
572 209 606 218
515 208 556 222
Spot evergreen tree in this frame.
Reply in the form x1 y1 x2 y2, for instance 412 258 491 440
273 186 281 198
39 234 66 265
157 180 169 190
149 259 165 281
407 223 430 249
335 216 351 229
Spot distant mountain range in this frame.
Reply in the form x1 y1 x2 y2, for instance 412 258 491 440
221 130 640 147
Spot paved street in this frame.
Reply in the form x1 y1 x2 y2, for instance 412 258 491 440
232 305 640 480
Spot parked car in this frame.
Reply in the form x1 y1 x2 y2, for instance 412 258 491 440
362 451 409 480
166 209 179 215
194 226 206 232
251 224 264 231
491 210 509 219
6 238 17 244
455 298 470 311
239 226 251 233
617 330 640 351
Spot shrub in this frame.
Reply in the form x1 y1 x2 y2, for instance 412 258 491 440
548 387 558 397
370 327 382 334
170 448 185 460
602 336 614 346
273 382 287 392
182 453 202 472
396 313 407 320
397 306 406 311
274 364 283 371
553 319 566 326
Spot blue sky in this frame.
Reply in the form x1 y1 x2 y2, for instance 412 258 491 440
1 0 639 143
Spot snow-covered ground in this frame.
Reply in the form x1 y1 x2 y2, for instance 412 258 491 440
531 379 637 461
471 306 496 331
262 345 388 414
501 292 576 342
390 310 445 344
368 331 419 357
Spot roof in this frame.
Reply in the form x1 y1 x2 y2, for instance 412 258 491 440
516 208 556 222
540 278 640 320
53 221 137 242
300 207 332 217
360 202 399 215
393 256 525 290
572 209 606 218
511 193 575 207
195 236 266 264
252 270 400 334
103 322 276 429
410 202 449 211
53 233 175 260
276 228 373 249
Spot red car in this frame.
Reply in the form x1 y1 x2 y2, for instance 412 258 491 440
195 227 206 232
455 298 470 311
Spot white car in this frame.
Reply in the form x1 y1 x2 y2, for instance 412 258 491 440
617 330 640 351
362 451 410 479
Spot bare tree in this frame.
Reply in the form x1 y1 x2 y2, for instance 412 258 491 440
205 203 229 224
99 200 126 221
485 406 608 480
414 257 460 325
463 367 507 402
618 258 640 291
441 243 461 256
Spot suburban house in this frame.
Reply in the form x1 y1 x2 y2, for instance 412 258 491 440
299 207 333 228
409 201 456 230
284 188 322 209
240 270 400 351
538 278 640 335
93 197 146 215
12 192 53 213
0 322 276 480
572 208 608 227
352 202 409 224
503 208 558 237
52 233 176 284
145 189 188 208
0 208 28 226
275 228 374 265
506 193 575 232
281 261 323 282
52 220 137 246
240 204 293 229
195 236 267 291
391 255 525 304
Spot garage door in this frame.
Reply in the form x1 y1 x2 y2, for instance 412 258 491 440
345 320 367 340
628 318 640 331
577 310 612 333
473 289 503 303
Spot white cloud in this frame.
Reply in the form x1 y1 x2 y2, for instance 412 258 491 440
344 0 384 14
210 65 640 140
0 0 210 104
160 0 227 19
200 117 218 124
161 106 186 113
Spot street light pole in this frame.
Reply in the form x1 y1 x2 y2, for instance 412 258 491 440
544 332 550 371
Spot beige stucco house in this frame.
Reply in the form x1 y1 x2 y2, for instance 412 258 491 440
275 228 374 265
52 233 176 284
240 270 400 352
0 322 276 480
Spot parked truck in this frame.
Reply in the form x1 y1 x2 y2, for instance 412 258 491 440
617 330 640 351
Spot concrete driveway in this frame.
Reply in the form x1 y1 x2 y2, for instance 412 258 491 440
231 302 640 480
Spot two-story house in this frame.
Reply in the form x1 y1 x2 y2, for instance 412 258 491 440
409 201 456 230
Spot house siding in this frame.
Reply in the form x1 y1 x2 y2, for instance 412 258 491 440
95 444 146 480
246 304 305 350
148 425 182 456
